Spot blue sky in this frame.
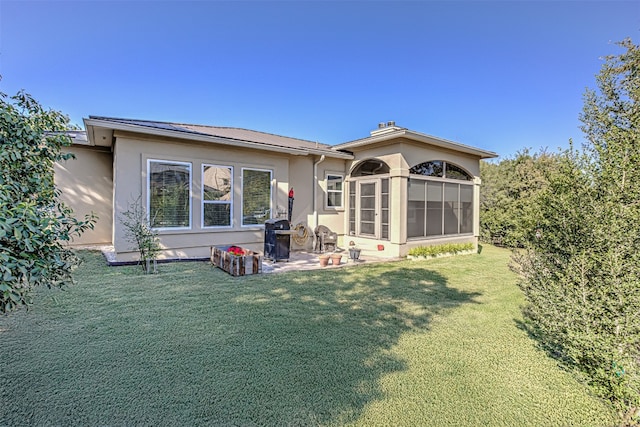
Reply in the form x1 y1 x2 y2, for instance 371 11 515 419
1 1 638 159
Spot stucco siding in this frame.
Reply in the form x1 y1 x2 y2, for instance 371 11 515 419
288 156 316 251
397 140 481 177
341 136 481 258
66 123 489 262
316 157 348 234
112 132 293 261
54 145 113 245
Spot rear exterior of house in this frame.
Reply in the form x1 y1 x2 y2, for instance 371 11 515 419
55 118 496 263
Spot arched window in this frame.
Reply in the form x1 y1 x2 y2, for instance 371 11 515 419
409 161 472 181
351 159 390 177
407 160 474 239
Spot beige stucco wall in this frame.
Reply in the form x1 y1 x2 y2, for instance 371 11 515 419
315 157 348 234
112 131 320 262
281 156 350 252
54 145 113 245
344 138 480 177
342 137 482 258
106 130 484 262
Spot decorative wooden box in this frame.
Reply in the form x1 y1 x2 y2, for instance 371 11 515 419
211 246 263 276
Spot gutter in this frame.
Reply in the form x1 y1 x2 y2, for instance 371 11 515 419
312 155 326 248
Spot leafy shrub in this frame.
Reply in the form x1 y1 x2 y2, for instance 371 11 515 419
0 87 96 313
408 243 474 257
120 198 160 274
513 39 640 422
480 149 560 248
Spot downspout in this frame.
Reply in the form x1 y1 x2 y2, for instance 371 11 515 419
313 155 326 250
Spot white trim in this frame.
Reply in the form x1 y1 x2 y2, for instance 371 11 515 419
147 159 192 231
240 167 273 228
201 164 234 229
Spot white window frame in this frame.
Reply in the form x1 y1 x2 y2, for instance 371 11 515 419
241 167 273 227
201 164 233 229
325 173 344 210
147 159 192 231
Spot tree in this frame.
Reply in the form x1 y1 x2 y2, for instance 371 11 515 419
513 39 640 422
480 149 559 248
0 86 96 313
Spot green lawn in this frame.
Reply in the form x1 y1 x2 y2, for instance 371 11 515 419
0 245 614 426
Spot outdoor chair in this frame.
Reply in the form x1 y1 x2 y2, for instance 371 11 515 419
314 225 338 253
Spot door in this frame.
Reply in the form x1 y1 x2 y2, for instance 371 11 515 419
358 180 379 238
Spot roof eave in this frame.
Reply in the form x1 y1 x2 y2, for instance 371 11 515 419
83 118 352 159
333 129 498 159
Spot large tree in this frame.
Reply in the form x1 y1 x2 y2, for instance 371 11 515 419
0 86 95 313
480 149 559 248
513 39 640 422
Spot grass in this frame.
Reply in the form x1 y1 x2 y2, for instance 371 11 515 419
0 245 615 426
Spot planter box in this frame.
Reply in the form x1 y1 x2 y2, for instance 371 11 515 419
211 246 263 276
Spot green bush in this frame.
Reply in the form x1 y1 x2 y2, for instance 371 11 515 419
0 86 95 313
480 149 560 248
513 39 640 423
408 243 474 257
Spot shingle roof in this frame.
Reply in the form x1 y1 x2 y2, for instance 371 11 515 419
86 116 349 157
84 116 496 160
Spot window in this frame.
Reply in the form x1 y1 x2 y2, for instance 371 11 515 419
351 159 390 177
148 160 191 229
407 180 426 238
460 185 474 233
426 182 443 236
407 179 474 238
326 174 344 208
410 161 472 181
242 168 272 226
444 183 459 234
381 178 389 239
202 164 232 228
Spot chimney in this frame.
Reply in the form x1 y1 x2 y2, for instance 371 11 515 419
371 120 400 136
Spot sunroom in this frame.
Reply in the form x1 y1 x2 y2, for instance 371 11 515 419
333 124 495 257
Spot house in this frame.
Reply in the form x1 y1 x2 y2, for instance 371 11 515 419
54 118 497 263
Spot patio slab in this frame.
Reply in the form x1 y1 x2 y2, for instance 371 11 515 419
74 245 398 272
262 250 396 273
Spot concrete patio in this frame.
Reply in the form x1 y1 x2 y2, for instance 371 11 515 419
261 249 397 273
77 245 398 273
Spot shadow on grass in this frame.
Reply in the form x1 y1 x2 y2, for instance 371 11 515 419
199 263 482 425
0 255 481 426
514 318 572 370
